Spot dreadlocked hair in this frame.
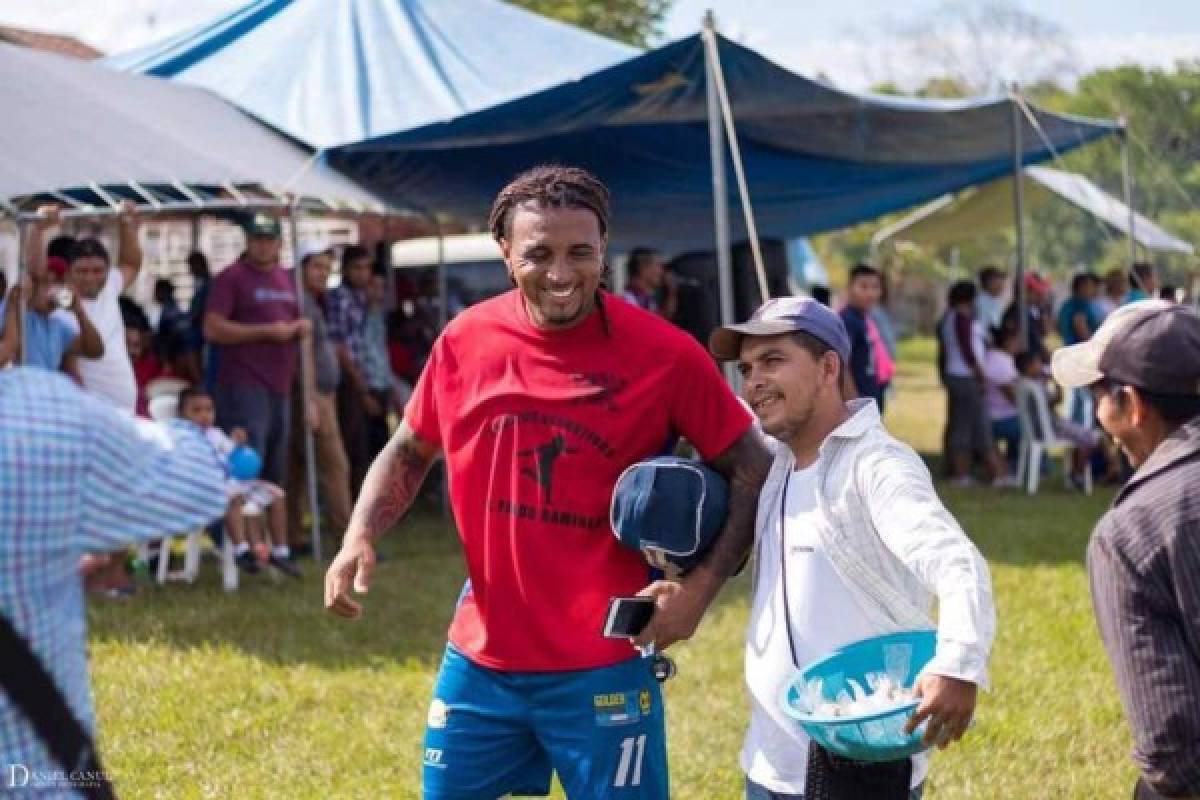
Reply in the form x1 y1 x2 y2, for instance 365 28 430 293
488 165 610 241
489 165 614 337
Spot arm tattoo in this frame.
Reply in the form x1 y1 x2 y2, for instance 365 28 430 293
352 424 439 542
702 429 773 580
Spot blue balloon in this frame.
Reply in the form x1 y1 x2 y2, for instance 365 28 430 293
227 445 262 481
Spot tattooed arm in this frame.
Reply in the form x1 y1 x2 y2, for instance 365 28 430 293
324 420 441 619
634 427 773 650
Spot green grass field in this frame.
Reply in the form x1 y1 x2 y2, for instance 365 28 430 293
87 339 1137 798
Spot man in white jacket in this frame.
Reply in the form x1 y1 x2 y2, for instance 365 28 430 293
708 296 996 800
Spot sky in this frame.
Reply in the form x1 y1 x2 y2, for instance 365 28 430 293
0 0 1196 90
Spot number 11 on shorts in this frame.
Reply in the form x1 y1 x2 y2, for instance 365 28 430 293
614 733 647 788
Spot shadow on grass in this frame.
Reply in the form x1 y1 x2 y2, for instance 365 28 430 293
88 453 1114 669
88 510 465 671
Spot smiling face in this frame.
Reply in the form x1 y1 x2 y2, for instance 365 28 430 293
500 203 606 331
737 333 841 442
69 255 108 300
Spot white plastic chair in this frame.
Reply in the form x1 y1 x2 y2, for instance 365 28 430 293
1014 379 1093 496
145 389 240 591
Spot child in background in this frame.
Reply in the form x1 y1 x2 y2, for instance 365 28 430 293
128 324 163 417
1014 350 1099 489
177 388 301 578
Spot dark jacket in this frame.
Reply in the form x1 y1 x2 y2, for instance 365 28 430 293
839 306 878 400
1088 416 1200 798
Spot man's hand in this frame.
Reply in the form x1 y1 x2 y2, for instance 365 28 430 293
631 575 714 651
230 427 248 445
266 321 297 343
33 204 61 229
324 536 377 619
904 674 977 749
293 319 313 340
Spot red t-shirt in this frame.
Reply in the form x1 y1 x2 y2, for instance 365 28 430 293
406 290 752 671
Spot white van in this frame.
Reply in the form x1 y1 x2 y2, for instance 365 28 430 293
390 233 511 307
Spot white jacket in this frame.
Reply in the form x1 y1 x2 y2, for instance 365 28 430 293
755 399 995 686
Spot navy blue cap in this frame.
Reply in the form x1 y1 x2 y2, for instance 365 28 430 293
610 456 729 574
708 296 852 364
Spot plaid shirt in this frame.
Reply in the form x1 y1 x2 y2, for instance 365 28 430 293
1088 416 1200 798
0 368 226 796
325 285 369 371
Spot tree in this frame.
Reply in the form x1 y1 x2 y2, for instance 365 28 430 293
854 1 1077 95
506 0 671 48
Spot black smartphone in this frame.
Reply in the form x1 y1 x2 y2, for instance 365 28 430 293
602 596 656 639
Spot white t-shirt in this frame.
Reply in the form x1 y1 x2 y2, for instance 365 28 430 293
77 268 136 414
742 463 929 794
939 311 986 379
982 349 1018 420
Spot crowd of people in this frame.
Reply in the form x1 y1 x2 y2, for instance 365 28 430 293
1 168 1198 799
932 261 1185 489
0 206 448 595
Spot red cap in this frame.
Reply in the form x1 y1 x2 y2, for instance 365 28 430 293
46 256 69 279
1024 272 1050 294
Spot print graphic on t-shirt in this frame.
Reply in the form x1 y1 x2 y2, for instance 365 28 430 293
518 433 579 505
254 287 295 304
569 372 627 412
489 413 613 530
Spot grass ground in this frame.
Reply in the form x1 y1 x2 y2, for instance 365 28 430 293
87 338 1136 798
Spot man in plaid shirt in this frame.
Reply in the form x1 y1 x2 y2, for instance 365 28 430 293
326 245 376 493
0 368 226 796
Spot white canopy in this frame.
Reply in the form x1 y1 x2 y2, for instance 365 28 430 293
0 42 385 212
872 165 1193 255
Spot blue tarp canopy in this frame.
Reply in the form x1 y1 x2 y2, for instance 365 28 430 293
104 0 636 149
327 33 1119 248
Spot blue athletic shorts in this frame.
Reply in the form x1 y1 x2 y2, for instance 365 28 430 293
422 644 668 799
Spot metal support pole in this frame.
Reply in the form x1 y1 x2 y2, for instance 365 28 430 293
1119 120 1138 268
428 210 450 521
287 205 323 563
1010 84 1029 352
703 21 770 304
436 219 448 333
383 213 398 314
704 10 735 381
14 217 26 365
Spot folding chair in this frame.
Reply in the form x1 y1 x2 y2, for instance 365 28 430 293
1014 379 1093 496
145 383 240 591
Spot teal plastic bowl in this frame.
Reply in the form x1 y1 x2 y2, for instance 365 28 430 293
780 630 936 762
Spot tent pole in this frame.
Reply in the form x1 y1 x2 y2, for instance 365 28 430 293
429 210 450 521
14 215 27 365
1119 119 1138 267
383 213 398 313
703 20 770 304
1009 84 1029 352
704 11 736 381
287 203 323 564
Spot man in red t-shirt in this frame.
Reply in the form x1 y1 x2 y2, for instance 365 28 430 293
325 166 771 799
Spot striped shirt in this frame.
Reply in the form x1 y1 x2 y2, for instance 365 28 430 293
0 368 226 796
1088 415 1200 799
